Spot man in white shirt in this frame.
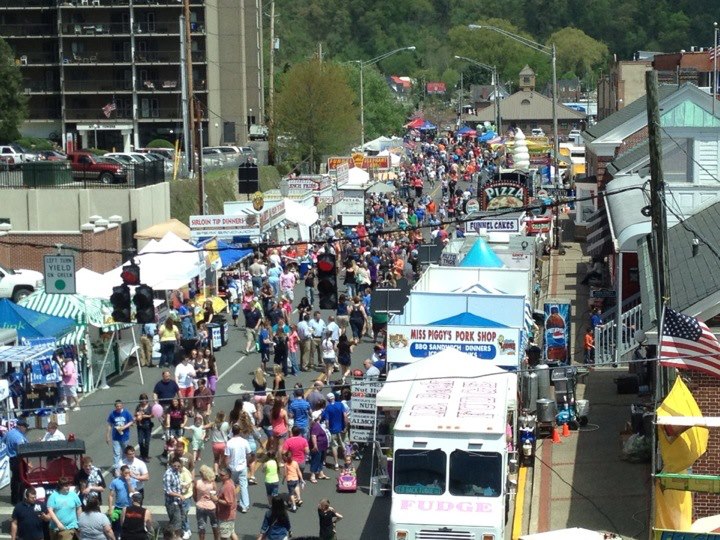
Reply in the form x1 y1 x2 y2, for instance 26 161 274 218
309 311 327 369
116 445 150 498
363 358 380 380
174 356 196 409
241 393 258 426
40 421 65 442
326 315 340 343
225 424 252 513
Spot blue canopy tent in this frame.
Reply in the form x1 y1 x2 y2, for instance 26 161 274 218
217 241 254 268
460 237 505 268
478 130 497 142
419 120 437 131
0 299 76 340
429 312 508 328
457 125 477 137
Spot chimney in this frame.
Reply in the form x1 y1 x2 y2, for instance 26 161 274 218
88 215 102 224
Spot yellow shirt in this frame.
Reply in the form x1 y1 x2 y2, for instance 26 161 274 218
159 325 179 342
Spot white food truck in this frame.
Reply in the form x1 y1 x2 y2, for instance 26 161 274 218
390 369 514 540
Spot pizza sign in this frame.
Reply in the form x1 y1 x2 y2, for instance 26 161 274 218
481 180 528 210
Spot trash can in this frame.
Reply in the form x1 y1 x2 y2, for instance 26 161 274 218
299 261 310 278
215 315 229 346
207 323 222 351
23 161 73 187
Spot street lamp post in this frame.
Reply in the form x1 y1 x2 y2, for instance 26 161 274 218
454 55 501 133
468 24 559 189
352 46 416 147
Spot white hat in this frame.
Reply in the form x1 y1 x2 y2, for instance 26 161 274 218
326 392 336 401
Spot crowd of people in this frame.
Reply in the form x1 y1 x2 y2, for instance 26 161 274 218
7 127 512 540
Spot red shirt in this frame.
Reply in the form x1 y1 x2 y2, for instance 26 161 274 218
283 435 309 464
216 479 237 521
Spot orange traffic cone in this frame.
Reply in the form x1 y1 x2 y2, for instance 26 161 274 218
562 423 570 437
551 426 562 443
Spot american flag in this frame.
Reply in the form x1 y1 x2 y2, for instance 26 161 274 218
661 307 720 378
102 101 116 118
710 46 720 61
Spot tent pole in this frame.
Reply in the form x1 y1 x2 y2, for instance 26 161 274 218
131 326 144 386
96 333 115 390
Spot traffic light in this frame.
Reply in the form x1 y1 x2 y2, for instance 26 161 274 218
238 162 259 194
133 284 155 324
316 252 338 310
110 284 132 323
120 262 141 286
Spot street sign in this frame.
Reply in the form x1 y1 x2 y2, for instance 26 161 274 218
43 255 76 294
590 289 616 299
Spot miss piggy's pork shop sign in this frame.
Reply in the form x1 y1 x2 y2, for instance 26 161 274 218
386 325 520 367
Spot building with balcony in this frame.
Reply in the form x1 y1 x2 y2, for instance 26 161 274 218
0 0 264 150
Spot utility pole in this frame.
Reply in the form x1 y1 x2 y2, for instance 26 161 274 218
240 0 248 144
183 0 195 173
646 67 670 538
268 0 276 163
195 99 205 215
179 15 190 177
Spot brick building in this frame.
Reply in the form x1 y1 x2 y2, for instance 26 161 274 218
0 215 122 273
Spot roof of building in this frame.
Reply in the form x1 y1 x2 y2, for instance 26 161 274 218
606 140 649 176
519 64 535 76
583 85 677 142
639 199 720 327
469 90 585 122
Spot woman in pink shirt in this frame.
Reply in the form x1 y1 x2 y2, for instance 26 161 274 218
287 324 300 376
61 356 80 411
279 268 296 301
270 397 289 459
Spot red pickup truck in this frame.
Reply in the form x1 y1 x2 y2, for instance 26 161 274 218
67 151 127 184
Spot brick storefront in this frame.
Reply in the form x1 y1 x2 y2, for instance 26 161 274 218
0 218 122 274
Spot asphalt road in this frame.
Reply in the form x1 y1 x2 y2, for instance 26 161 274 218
0 301 391 540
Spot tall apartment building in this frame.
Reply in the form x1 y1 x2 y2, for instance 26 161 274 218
0 0 263 151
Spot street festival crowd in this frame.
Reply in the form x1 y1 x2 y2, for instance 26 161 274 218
6 125 516 540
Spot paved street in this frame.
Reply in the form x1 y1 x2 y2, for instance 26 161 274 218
0 303 391 539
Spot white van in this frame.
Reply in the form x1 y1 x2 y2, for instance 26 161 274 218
390 371 514 540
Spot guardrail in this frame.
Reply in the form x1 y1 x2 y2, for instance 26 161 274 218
593 303 643 365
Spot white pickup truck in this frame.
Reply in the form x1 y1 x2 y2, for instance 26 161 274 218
0 264 43 302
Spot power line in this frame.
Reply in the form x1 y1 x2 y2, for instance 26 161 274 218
0 184 645 258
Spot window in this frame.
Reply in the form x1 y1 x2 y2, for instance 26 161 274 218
662 138 691 182
523 76 530 84
393 449 446 495
449 451 502 497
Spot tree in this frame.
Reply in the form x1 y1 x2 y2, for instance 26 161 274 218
548 27 609 78
0 37 27 142
342 64 409 141
275 58 359 172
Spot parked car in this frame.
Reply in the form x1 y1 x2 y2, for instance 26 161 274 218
249 124 268 141
138 147 175 160
105 152 151 164
530 128 545 137
0 264 43 302
36 150 67 161
0 144 33 169
67 151 127 184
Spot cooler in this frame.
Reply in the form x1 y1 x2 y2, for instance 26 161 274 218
207 323 222 350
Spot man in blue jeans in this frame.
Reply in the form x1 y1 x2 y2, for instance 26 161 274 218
106 400 134 468
321 393 348 469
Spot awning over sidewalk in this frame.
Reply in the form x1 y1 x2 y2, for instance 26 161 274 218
584 207 613 257
605 174 651 252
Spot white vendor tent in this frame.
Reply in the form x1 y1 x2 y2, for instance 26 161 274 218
105 232 204 290
376 348 517 409
347 167 370 186
284 198 319 227
76 268 114 299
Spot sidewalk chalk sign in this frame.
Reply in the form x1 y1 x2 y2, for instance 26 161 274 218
43 255 76 294
189 214 260 239
0 440 8 490
544 302 571 363
386 325 521 368
350 379 382 443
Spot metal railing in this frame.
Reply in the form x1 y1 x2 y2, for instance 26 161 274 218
593 303 643 365
0 160 165 189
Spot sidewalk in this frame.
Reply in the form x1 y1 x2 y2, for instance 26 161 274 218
521 219 650 538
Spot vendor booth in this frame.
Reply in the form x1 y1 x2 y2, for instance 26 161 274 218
462 211 527 243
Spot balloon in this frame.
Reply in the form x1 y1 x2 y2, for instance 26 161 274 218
152 403 164 419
